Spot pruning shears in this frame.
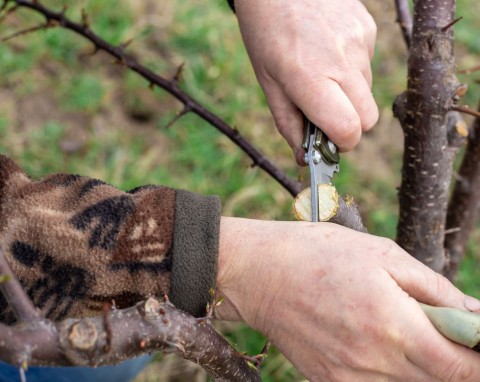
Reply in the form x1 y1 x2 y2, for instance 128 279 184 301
302 116 340 222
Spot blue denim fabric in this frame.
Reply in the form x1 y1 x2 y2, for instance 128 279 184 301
0 355 152 382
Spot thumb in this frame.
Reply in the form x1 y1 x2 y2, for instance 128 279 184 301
386 250 480 312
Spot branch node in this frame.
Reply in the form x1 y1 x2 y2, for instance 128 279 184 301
453 83 468 101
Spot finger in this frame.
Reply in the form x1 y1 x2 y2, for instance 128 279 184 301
282 74 362 152
404 300 480 381
383 242 480 311
261 79 306 165
338 69 378 132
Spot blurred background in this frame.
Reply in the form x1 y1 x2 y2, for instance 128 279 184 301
0 0 479 380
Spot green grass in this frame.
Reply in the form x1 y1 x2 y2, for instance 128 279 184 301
1 1 480 381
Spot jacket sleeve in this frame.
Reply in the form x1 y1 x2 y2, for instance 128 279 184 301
0 154 221 323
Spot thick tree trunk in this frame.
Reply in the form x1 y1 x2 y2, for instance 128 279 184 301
394 0 459 272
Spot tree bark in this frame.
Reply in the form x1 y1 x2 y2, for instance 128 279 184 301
394 0 459 272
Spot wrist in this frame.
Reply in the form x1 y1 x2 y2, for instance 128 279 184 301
215 217 274 328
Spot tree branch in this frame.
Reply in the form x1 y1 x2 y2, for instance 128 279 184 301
445 104 480 280
0 297 261 381
5 0 301 197
394 0 413 48
452 105 480 119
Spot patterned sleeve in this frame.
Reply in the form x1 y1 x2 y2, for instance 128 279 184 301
0 155 220 322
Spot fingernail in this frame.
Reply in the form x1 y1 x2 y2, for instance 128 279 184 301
464 295 480 312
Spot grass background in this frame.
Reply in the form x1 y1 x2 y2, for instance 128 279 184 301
0 0 479 380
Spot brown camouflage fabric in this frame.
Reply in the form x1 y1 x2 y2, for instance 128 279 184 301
0 155 175 323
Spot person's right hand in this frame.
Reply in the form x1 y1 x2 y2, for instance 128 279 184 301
235 0 379 165
216 217 480 381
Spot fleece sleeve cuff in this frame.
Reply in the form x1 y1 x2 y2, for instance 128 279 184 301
169 189 221 317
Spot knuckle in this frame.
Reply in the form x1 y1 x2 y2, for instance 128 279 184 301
442 358 473 381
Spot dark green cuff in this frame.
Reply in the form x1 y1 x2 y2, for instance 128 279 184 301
170 190 221 317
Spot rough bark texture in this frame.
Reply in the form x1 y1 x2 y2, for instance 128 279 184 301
394 0 459 272
330 195 367 233
445 111 480 279
0 297 262 381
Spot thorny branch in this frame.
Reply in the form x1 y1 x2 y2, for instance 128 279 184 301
1 0 301 197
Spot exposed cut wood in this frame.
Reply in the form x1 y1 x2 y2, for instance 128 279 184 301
293 184 339 222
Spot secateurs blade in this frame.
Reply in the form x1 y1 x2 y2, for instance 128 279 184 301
302 117 340 222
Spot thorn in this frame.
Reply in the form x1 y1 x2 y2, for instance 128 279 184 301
172 63 185 85
148 82 155 90
441 16 463 32
81 8 89 29
60 4 68 16
163 107 190 129
88 46 99 56
120 38 133 50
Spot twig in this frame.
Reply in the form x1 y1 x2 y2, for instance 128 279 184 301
0 21 53 42
394 0 413 48
7 0 301 197
458 64 480 75
0 243 41 323
451 105 480 119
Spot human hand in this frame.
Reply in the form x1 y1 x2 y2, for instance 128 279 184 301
235 0 379 164
216 218 480 381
